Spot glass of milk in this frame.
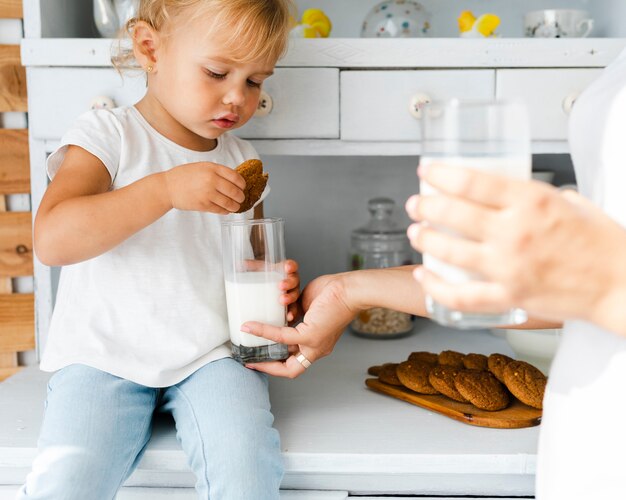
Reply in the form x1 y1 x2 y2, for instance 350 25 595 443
419 100 532 329
221 218 289 363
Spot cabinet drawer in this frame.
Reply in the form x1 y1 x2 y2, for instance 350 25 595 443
27 68 147 140
27 67 339 141
341 70 495 142
237 68 339 139
496 69 602 140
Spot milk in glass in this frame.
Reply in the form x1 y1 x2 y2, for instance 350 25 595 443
225 271 286 348
420 156 531 286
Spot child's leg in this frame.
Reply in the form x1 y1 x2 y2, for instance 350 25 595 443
162 358 283 500
17 364 158 499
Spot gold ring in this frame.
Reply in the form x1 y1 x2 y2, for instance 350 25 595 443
295 352 312 369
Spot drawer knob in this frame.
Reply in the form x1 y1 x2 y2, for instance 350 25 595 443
90 96 116 110
254 91 273 118
409 93 432 120
562 93 579 116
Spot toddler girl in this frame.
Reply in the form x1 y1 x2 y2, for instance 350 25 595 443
18 1 298 498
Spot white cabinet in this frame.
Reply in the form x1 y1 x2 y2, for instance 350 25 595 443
27 68 147 140
341 70 495 141
27 67 339 141
497 69 603 140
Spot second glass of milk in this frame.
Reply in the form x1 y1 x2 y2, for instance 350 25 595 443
419 100 532 329
221 218 289 363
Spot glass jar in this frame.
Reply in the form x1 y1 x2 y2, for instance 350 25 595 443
350 197 415 338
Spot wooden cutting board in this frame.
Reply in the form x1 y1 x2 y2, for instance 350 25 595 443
366 378 542 429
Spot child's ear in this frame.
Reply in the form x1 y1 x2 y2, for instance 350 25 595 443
132 21 161 72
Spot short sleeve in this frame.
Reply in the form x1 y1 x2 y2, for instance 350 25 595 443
46 109 122 184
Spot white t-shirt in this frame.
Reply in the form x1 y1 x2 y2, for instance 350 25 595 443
40 106 267 387
536 50 626 498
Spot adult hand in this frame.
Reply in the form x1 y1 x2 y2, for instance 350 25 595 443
407 164 626 330
242 273 357 378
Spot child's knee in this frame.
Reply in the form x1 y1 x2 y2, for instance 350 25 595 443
20 447 125 499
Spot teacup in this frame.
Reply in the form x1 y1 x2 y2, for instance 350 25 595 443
525 9 594 38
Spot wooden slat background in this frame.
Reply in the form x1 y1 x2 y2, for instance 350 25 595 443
0 129 30 194
0 44 27 112
0 212 33 277
0 0 22 19
0 294 35 352
1 0 31 380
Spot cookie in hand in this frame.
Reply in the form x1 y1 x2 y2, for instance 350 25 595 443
235 159 269 213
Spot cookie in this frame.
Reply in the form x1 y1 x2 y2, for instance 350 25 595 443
438 350 465 368
463 353 488 371
368 363 393 377
454 370 510 411
408 351 438 365
502 360 547 410
488 353 514 383
234 159 268 213
396 361 439 395
428 366 468 403
378 363 403 386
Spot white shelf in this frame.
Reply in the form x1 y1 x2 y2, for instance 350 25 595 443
21 37 626 69
0 325 537 495
44 139 569 156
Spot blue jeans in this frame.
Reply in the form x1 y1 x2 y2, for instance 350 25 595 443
17 359 283 499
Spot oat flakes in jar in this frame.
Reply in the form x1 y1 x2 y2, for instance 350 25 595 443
350 197 416 339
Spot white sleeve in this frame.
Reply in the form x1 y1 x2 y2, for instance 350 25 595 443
46 109 122 184
599 90 626 226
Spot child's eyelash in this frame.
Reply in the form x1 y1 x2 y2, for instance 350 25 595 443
205 69 261 88
206 70 226 80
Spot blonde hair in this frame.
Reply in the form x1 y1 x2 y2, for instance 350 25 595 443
113 0 295 70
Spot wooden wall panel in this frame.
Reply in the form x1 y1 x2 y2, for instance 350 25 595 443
0 211 33 277
0 45 27 112
0 0 22 19
0 293 35 352
0 129 30 194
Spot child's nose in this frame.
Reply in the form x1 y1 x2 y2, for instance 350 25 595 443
222 85 246 108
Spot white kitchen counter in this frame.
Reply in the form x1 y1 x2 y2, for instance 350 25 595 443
0 319 538 497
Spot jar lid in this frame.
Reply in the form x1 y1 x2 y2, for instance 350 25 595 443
352 197 407 240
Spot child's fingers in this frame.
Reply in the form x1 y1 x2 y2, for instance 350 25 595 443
283 259 299 274
280 275 299 291
210 191 242 213
215 178 245 203
281 289 299 305
287 303 302 324
214 164 246 190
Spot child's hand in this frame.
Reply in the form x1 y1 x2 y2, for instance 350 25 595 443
280 259 302 325
163 162 245 214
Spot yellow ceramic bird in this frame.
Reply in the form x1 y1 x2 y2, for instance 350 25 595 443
291 8 332 38
458 10 500 38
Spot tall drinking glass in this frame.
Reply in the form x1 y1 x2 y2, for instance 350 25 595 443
419 100 532 329
221 218 290 363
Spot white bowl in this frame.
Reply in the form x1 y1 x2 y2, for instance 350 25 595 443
361 0 432 38
503 328 562 375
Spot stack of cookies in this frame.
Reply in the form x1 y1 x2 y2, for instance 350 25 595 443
369 351 546 411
